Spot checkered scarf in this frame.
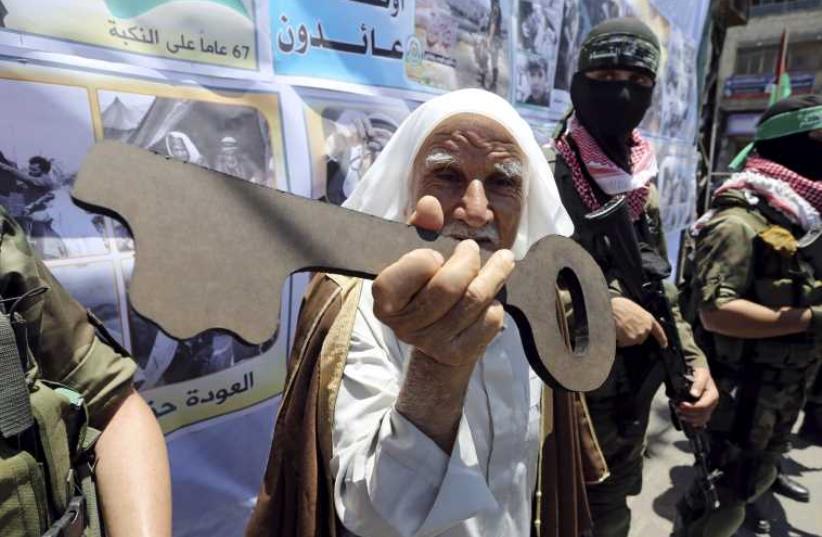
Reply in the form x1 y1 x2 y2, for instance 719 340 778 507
692 156 822 234
554 117 655 221
744 156 822 213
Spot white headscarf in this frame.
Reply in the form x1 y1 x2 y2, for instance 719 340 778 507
342 89 573 258
165 131 204 165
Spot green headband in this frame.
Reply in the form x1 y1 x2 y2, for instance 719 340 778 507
729 105 822 170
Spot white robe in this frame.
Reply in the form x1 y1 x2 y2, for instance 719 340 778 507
332 281 542 537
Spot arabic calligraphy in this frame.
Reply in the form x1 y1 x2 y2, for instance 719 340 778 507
107 19 251 60
277 15 404 60
148 371 256 418
107 19 159 46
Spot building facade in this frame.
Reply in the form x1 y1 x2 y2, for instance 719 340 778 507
715 0 822 170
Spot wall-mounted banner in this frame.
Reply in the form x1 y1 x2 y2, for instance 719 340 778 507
0 1 713 534
0 0 270 77
273 0 512 98
0 59 290 435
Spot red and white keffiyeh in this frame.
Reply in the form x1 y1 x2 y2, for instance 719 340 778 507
692 156 822 234
554 117 657 221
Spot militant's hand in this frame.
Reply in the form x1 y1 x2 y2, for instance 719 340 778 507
676 366 719 428
611 296 668 348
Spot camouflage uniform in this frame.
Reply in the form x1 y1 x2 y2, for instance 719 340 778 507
0 205 136 536
552 154 708 537
677 190 822 537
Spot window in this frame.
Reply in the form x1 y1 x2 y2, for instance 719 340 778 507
787 41 822 71
735 40 822 75
735 45 778 74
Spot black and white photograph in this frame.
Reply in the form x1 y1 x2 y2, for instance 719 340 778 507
0 78 109 260
515 0 563 107
121 258 274 390
553 0 581 93
49 260 124 344
553 0 629 94
654 142 698 233
409 0 511 97
99 90 279 251
659 28 698 141
304 94 412 205
99 90 275 188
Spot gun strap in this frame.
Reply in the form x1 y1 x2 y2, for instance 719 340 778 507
0 310 34 437
632 358 665 416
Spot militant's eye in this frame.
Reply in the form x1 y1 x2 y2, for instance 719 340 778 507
630 73 654 88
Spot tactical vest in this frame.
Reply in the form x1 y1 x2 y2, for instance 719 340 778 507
681 192 822 384
0 296 103 537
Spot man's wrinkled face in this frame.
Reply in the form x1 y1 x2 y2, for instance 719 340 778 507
410 114 524 250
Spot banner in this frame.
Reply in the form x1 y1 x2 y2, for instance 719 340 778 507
0 1 711 535
0 0 271 77
0 60 290 436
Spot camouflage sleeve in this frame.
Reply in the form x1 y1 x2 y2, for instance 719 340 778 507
693 213 756 311
0 206 136 429
664 280 708 369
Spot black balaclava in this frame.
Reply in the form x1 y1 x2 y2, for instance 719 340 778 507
754 94 822 180
570 17 660 170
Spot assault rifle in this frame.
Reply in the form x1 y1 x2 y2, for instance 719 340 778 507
585 196 720 511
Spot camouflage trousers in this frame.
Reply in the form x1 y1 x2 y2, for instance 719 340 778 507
585 391 654 537
675 352 820 537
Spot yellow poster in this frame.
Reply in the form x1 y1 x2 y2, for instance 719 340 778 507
0 59 289 434
0 0 263 72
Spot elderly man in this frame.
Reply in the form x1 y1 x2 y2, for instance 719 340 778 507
247 89 608 537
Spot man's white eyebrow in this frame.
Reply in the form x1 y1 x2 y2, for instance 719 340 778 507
495 159 524 178
424 149 457 169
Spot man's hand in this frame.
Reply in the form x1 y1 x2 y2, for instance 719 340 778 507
676 367 719 428
611 296 668 348
372 195 514 367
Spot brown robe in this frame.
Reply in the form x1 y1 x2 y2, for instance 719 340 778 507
246 273 608 537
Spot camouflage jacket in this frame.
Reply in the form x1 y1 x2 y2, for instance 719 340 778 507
688 189 822 369
0 204 136 536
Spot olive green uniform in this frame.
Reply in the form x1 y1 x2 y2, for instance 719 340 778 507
677 190 822 537
552 153 707 537
0 205 136 536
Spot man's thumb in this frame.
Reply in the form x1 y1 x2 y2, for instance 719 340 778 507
409 195 445 232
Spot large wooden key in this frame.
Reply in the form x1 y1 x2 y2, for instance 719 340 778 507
73 142 615 391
